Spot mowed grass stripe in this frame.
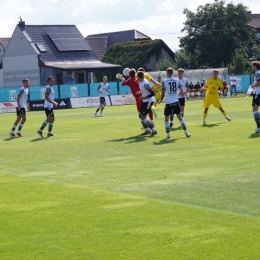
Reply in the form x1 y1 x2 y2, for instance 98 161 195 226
2 169 260 220
1 173 260 260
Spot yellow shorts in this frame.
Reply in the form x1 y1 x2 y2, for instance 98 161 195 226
155 92 161 100
202 97 222 108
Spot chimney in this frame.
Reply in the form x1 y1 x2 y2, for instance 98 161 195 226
18 19 25 30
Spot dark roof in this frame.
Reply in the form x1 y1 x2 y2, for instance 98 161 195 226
0 38 10 49
86 29 151 60
85 36 108 60
248 14 260 28
22 24 120 70
248 13 260 29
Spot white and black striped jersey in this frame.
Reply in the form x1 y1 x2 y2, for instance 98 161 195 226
177 77 188 98
17 87 28 108
162 77 181 104
139 78 154 103
99 83 109 98
44 85 55 109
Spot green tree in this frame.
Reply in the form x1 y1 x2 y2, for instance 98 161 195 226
174 49 194 69
228 51 247 74
156 57 175 71
179 0 256 68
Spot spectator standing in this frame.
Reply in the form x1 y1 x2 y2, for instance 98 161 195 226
230 73 237 96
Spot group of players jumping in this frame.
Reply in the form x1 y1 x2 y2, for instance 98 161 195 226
8 61 260 139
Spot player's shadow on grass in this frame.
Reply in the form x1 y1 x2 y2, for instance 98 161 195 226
30 137 46 142
3 137 17 141
107 135 147 144
153 138 178 145
199 122 225 128
173 126 182 130
249 133 260 139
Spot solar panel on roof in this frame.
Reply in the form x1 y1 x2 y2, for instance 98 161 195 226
45 27 92 52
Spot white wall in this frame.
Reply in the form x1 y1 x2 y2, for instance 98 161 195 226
144 47 175 71
41 67 56 85
2 25 40 87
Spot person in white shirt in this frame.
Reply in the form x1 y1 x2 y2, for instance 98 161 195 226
37 76 58 137
9 78 29 137
170 68 189 127
250 61 260 134
94 76 109 117
137 71 158 137
230 73 237 96
160 68 191 139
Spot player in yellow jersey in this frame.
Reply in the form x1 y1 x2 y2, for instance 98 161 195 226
200 69 231 125
136 68 161 118
153 74 162 107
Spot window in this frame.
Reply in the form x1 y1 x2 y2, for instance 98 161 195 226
36 43 47 52
77 72 85 83
56 73 62 84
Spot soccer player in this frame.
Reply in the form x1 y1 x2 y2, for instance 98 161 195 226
94 76 109 117
9 78 29 137
121 69 154 127
201 69 231 125
170 68 189 127
161 68 191 139
153 74 162 107
121 68 143 121
137 68 161 118
37 76 58 137
137 71 158 137
250 61 260 133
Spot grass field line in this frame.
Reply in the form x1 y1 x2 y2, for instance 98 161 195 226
3 172 260 220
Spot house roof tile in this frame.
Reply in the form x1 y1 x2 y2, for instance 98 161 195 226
23 25 120 69
86 29 151 60
0 38 10 49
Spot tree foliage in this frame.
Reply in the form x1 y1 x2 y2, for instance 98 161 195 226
174 49 194 69
179 0 257 69
156 57 176 71
228 51 247 74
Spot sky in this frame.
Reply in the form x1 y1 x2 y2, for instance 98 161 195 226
0 0 259 51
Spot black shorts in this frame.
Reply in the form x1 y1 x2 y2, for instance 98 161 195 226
45 108 54 117
178 97 185 107
100 97 106 104
164 102 181 116
16 107 26 116
140 101 154 116
252 94 260 106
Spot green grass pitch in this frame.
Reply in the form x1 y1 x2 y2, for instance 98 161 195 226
1 97 260 259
